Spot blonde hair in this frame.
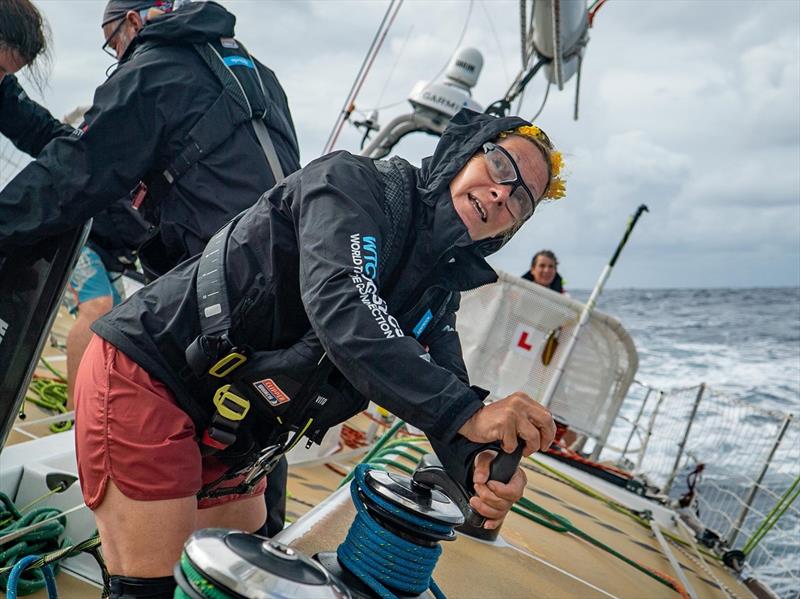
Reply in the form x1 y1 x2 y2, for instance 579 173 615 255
499 124 566 202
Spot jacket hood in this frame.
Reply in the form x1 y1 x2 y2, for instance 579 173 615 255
135 1 234 47
418 109 531 257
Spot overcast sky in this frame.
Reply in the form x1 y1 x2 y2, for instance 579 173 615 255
11 0 800 288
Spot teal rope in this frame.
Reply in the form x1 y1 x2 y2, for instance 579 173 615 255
0 493 68 596
337 464 448 599
6 555 57 599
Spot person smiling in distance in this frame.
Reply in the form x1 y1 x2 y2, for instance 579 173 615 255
523 249 566 293
73 109 565 598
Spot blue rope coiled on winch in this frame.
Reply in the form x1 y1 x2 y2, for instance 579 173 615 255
337 464 449 599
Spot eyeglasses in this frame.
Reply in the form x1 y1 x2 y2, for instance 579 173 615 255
101 18 126 59
482 142 537 223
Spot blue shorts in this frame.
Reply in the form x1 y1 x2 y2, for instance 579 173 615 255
64 246 123 314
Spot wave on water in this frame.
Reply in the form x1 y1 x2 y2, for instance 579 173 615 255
571 287 800 413
571 287 799 596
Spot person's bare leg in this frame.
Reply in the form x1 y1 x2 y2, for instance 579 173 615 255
67 296 113 410
93 480 266 577
197 494 267 532
93 479 196 577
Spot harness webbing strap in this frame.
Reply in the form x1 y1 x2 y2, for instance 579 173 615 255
252 118 285 181
199 41 285 181
160 39 286 190
162 90 246 184
196 216 240 338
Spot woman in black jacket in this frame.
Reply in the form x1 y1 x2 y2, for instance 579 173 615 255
74 109 565 598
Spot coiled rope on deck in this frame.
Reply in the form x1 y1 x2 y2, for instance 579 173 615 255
0 493 68 596
336 463 448 599
5 555 56 599
25 358 72 433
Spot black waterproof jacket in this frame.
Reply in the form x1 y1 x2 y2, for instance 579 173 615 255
521 270 565 293
93 110 528 466
0 1 299 277
0 74 73 157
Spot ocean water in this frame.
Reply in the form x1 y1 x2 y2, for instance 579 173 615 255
570 287 800 596
571 287 800 414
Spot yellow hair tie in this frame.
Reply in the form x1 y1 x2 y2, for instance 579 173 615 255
503 124 566 201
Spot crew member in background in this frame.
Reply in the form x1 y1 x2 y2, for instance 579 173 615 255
522 249 566 293
0 0 300 540
1 0 73 169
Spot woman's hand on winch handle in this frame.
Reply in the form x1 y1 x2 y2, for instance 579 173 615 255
457 391 557 455
470 450 528 529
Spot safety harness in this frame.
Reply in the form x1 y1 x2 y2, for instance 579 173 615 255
127 36 293 277
184 158 416 500
183 213 337 499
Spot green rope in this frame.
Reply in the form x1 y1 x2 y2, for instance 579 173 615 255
176 553 236 599
526 457 719 561
379 441 429 457
511 496 685 593
742 473 800 555
0 492 70 596
25 358 72 433
38 357 67 383
338 419 407 487
367 458 415 474
376 448 426 464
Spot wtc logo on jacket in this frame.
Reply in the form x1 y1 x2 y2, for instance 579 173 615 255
349 233 403 339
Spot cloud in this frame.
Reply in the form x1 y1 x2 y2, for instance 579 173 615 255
10 0 800 288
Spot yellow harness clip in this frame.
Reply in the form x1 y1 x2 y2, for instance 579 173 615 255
212 385 250 422
208 352 247 378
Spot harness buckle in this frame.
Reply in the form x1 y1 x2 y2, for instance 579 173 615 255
208 351 247 378
212 385 250 422
201 427 236 451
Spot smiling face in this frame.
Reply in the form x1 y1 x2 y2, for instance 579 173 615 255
531 255 557 287
449 135 550 241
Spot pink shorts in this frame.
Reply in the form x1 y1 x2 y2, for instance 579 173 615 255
74 335 266 510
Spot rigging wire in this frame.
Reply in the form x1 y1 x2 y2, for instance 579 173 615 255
322 0 404 155
519 0 528 68
359 0 474 114
423 0 475 88
526 0 535 57
374 24 415 110
514 87 526 116
479 0 511 87
529 79 551 122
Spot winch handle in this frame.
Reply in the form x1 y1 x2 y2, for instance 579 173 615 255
412 438 525 534
487 439 525 484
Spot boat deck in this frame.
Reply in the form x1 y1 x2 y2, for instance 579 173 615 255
277 436 753 599
9 313 754 599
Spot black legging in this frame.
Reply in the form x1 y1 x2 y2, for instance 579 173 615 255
262 455 288 537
